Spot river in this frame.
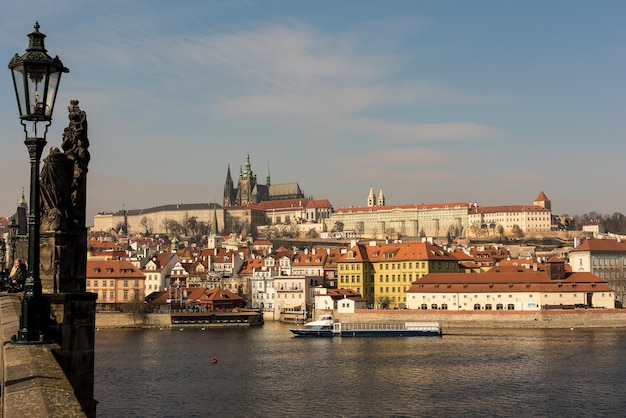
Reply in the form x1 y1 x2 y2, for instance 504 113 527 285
95 322 626 417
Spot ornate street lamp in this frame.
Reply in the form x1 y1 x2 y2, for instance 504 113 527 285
8 217 19 267
8 22 69 343
0 237 6 272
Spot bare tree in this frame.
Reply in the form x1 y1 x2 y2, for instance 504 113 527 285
375 296 392 309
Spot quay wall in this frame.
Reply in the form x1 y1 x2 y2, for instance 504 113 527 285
336 309 626 329
95 309 626 329
96 313 171 328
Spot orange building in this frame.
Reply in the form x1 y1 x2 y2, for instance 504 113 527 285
86 259 146 309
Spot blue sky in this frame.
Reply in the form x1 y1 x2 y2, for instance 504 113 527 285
1 1 624 225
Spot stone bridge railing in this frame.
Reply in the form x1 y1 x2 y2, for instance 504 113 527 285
0 294 86 418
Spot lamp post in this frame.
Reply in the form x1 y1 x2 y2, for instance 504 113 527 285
8 217 19 267
8 22 69 343
0 237 6 272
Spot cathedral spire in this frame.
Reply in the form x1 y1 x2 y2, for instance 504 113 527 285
377 187 385 207
266 162 271 187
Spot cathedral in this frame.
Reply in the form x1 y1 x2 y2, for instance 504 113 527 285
223 154 304 207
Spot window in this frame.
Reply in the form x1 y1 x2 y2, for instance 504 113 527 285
124 280 128 287
94 280 98 287
421 304 428 310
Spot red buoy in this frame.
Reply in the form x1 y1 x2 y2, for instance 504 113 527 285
212 357 217 364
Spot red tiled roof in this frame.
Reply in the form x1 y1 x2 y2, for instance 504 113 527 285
306 199 333 209
407 270 612 294
572 239 626 252
338 241 458 263
535 191 550 202
87 259 145 279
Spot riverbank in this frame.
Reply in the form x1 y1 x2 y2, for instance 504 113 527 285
95 308 626 329
338 308 626 329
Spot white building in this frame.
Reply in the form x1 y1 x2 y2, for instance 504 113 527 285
568 238 626 303
406 259 614 311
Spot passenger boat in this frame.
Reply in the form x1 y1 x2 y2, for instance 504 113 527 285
289 314 334 337
290 315 442 337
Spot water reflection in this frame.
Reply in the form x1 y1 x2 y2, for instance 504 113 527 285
95 324 626 417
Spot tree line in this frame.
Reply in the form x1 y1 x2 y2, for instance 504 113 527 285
572 212 626 235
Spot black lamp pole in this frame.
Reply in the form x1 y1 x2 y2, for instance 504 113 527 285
8 22 68 343
0 237 6 272
8 217 19 271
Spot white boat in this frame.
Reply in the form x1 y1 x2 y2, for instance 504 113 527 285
290 315 442 337
289 315 334 337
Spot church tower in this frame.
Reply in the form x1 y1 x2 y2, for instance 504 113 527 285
237 153 257 206
534 191 551 211
367 186 375 207
377 187 385 207
223 164 235 207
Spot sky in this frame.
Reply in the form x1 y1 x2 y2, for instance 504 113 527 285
0 1 624 225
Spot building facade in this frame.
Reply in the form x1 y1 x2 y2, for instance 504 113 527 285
568 238 626 304
336 241 460 309
406 259 614 310
467 192 553 237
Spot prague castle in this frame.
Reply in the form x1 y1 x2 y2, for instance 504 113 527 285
223 154 304 207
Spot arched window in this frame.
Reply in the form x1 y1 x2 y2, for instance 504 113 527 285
485 304 492 310
473 303 481 310
421 303 428 310
441 304 448 310
431 304 438 310
496 304 503 310
507 304 515 310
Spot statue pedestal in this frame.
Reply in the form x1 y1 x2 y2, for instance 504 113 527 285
40 230 87 294
50 292 97 418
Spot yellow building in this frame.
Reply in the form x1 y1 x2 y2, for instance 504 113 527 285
337 241 459 308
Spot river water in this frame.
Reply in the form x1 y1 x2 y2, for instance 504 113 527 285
95 323 626 417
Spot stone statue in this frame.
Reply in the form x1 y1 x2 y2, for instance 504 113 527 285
40 98 90 232
62 98 90 228
39 99 90 294
40 146 73 232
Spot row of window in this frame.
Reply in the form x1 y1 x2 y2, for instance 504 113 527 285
420 303 515 310
379 287 408 293
87 280 140 287
97 290 131 300
592 258 626 266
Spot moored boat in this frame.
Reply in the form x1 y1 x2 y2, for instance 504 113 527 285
289 314 334 337
290 315 442 337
